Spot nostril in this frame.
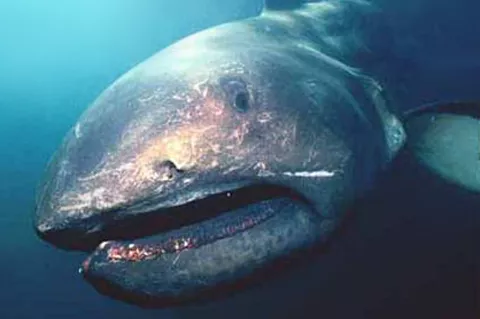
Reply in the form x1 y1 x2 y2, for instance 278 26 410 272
154 160 184 180
163 160 185 173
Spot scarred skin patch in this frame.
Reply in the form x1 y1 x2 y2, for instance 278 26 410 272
88 209 275 266
113 218 267 263
106 238 194 262
52 70 306 219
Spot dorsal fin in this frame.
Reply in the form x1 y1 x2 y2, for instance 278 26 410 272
263 0 306 11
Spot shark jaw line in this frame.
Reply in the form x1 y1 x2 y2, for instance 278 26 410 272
72 181 311 251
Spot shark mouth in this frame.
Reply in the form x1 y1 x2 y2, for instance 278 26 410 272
73 182 325 307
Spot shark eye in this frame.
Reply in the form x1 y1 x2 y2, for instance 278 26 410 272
234 91 249 112
219 77 250 113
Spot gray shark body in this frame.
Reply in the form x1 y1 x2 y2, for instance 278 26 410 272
34 0 480 306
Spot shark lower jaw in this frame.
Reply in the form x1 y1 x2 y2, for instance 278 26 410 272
72 183 326 307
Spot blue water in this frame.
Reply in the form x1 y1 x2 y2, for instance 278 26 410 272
0 0 478 318
0 1 259 318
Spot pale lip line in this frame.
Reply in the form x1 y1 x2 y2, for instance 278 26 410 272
281 170 337 178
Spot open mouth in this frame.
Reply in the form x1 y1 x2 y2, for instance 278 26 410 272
62 182 324 306
81 183 306 262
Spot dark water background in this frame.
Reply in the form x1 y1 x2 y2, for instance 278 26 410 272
0 0 478 318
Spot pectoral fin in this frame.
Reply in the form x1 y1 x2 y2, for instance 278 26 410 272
404 102 480 192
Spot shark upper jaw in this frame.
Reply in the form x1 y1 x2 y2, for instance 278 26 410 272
35 179 324 306
34 176 251 248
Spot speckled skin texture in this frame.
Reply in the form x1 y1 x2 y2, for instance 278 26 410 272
34 0 405 305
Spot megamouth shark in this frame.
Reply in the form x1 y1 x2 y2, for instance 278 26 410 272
34 0 480 307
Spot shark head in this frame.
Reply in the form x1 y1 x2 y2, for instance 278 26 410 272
34 1 399 305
